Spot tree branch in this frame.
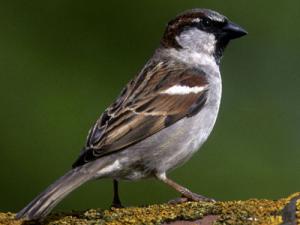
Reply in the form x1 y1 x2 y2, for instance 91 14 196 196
1 193 299 225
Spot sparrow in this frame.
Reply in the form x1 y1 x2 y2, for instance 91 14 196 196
16 8 247 221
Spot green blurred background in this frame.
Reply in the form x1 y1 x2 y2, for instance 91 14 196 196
1 0 300 212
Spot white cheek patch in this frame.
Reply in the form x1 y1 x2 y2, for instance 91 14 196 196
161 85 208 95
175 28 216 55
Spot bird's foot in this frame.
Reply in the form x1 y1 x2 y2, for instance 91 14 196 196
111 180 124 208
110 201 124 208
169 193 215 204
168 197 189 204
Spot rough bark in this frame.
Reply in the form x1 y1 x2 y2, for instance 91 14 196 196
1 193 299 225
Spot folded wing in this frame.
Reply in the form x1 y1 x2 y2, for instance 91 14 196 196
72 61 209 167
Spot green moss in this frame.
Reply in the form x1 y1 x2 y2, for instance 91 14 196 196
2 193 299 225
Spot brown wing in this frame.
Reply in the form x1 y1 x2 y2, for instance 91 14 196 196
72 61 209 168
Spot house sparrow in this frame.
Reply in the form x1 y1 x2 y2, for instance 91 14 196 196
16 8 247 220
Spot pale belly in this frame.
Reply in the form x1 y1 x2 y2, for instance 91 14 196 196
127 100 220 177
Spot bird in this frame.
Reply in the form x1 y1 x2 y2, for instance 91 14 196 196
16 8 247 221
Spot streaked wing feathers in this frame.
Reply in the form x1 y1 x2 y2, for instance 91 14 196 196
72 61 209 168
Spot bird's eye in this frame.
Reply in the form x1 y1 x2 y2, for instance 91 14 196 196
202 18 212 27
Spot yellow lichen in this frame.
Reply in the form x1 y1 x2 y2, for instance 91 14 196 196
1 193 299 225
296 198 300 224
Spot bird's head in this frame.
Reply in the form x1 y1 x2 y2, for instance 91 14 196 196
161 9 247 63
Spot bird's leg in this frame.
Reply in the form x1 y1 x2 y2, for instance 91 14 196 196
111 179 123 208
156 173 215 203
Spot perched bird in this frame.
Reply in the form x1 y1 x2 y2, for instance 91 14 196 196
16 8 247 220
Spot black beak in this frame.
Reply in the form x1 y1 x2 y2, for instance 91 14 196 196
222 21 247 39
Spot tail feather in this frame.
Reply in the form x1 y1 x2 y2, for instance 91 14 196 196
16 159 111 221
